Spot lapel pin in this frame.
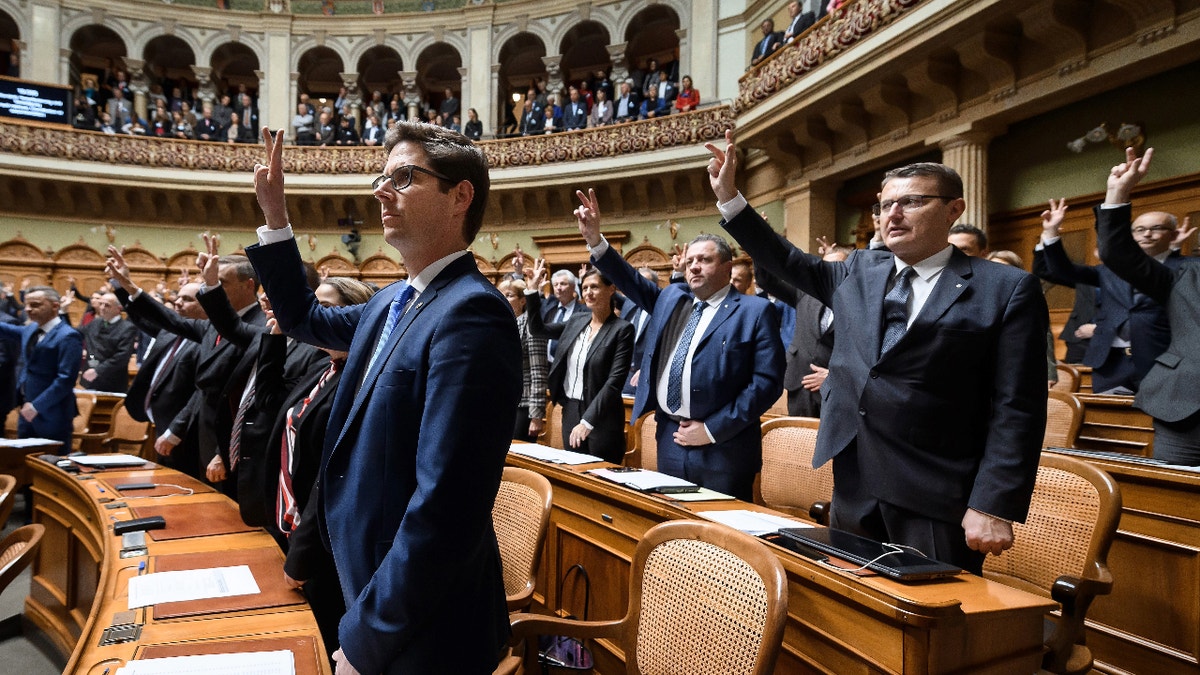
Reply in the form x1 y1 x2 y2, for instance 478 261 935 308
955 284 962 288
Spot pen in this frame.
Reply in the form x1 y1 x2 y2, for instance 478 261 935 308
137 561 146 575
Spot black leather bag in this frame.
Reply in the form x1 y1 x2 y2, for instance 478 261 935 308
537 563 595 673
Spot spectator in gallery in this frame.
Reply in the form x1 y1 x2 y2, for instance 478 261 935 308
439 87 460 119
519 98 544 136
73 94 97 130
294 103 316 145
544 93 562 132
449 114 463 134
464 107 483 141
588 88 614 128
98 112 117 135
226 112 241 143
562 87 589 131
655 69 677 103
315 110 336 146
783 0 817 44
751 18 784 66
151 110 171 137
194 106 221 141
362 113 385 145
170 110 191 139
334 116 360 145
614 79 640 123
212 94 234 135
675 75 700 113
639 86 669 119
641 59 661 98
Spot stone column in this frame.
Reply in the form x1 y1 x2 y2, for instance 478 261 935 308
604 43 628 83
263 21 293 135
289 71 300 140
783 180 838 252
191 65 217 108
339 72 362 127
540 55 562 99
123 57 150 122
938 131 993 232
456 66 468 123
30 2 63 84
489 63 502 137
399 71 420 122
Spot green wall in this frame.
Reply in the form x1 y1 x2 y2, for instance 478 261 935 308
990 60 1200 213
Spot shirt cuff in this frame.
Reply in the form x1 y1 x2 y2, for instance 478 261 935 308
579 419 594 431
199 281 221 294
702 423 715 444
1100 202 1128 209
1040 234 1060 246
587 235 611 259
257 223 295 245
158 429 179 444
716 192 748 222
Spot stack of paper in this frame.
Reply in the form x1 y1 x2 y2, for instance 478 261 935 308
696 509 815 536
128 565 260 609
114 649 294 675
587 468 695 491
69 454 148 467
509 443 604 465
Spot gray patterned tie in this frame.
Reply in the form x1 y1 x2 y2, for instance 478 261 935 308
880 267 915 356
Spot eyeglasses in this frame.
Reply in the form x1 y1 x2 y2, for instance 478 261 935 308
1131 225 1174 235
878 194 955 213
371 164 454 192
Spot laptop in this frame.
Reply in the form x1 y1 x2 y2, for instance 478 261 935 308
778 527 963 581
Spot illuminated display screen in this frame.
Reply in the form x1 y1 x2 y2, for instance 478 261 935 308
0 76 73 126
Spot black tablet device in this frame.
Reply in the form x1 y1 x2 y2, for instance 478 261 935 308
777 527 963 581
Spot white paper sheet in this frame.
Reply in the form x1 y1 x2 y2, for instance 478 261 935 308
114 649 294 675
509 443 604 465
0 438 63 447
127 565 260 609
587 468 696 491
696 509 815 536
69 454 148 467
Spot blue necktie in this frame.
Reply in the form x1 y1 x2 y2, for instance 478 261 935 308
880 267 915 356
367 284 415 374
666 301 705 413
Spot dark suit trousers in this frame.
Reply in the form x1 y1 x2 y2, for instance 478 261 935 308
830 443 986 575
654 416 754 501
561 398 624 464
1092 347 1137 394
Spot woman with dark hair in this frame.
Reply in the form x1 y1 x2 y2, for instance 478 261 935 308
525 258 634 463
463 107 483 140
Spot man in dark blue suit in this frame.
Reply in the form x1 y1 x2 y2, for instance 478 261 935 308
708 131 1046 574
1038 199 1181 394
577 190 783 500
619 266 661 396
0 287 83 448
249 122 521 675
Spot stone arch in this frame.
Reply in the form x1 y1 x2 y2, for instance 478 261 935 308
620 3 684 76
0 5 22 74
354 44 404 100
415 42 464 117
0 1 27 45
496 32 547 132
296 44 347 100
290 35 352 77
558 20 611 86
67 23 131 93
211 41 262 97
131 26 202 67
140 33 197 105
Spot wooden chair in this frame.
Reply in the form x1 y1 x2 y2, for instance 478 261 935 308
3 409 16 439
0 474 15 527
765 391 789 417
1044 391 1084 449
76 400 151 457
492 466 553 613
71 390 98 451
539 401 563 450
758 417 833 524
0 523 46 638
631 411 658 471
507 520 788 675
1052 364 1081 393
983 453 1121 675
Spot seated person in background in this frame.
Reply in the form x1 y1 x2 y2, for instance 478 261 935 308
614 79 640 123
1097 147 1200 466
525 258 634 464
674 75 700 113
948 223 988 257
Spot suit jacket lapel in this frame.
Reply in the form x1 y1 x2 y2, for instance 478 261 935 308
861 254 893 362
695 290 738 350
904 251 972 340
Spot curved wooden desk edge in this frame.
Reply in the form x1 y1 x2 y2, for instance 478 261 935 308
23 456 332 675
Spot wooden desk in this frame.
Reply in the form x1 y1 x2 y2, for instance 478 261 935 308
0 439 62 489
508 454 1054 674
23 455 331 674
1047 449 1200 674
1075 393 1154 457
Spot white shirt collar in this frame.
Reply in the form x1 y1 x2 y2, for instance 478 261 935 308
407 250 470 294
895 245 955 281
38 316 61 332
697 284 733 308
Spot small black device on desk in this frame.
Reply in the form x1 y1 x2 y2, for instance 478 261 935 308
778 527 963 581
113 515 167 535
114 482 157 491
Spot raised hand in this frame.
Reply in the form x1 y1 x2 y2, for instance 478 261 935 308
1039 198 1069 237
1172 216 1195 249
105 245 140 294
254 127 289 230
670 243 690 276
511 246 526 279
816 235 833 257
702 128 738 203
574 188 602 248
196 232 221 287
1105 146 1153 205
530 258 548 290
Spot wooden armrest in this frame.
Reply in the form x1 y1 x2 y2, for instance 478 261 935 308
509 613 623 643
1051 574 1113 614
506 584 535 613
809 501 830 526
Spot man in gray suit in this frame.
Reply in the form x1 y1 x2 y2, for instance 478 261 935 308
1096 146 1200 466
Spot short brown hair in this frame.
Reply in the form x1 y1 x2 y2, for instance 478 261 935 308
383 121 490 244
882 162 964 200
